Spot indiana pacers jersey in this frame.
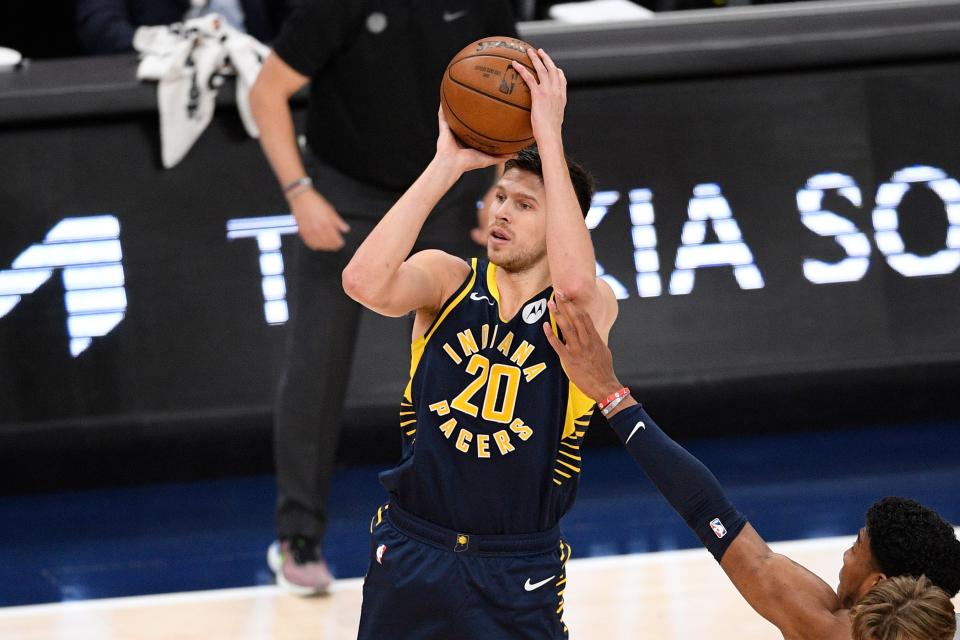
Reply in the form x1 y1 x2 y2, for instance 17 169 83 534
379 258 596 535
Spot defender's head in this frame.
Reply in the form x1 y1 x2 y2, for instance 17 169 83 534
486 145 595 272
838 497 960 610
850 575 956 640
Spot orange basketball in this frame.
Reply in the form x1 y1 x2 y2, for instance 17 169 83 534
440 36 536 155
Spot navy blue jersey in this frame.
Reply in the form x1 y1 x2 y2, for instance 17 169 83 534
380 258 595 534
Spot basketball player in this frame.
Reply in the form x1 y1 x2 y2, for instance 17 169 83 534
341 48 618 638
851 575 957 640
251 1 517 595
542 293 960 640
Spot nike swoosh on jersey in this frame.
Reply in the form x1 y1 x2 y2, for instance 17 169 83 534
443 10 467 22
469 292 495 305
625 421 646 444
524 575 556 592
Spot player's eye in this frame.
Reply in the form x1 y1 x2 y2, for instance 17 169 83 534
495 193 506 203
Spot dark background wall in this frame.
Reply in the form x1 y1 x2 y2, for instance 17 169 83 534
3 3 960 493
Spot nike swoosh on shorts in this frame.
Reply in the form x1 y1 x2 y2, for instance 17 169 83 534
524 575 556 592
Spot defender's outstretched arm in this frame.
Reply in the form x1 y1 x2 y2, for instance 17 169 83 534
543 294 849 640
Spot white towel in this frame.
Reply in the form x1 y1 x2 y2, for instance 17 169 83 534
549 0 653 23
134 14 269 168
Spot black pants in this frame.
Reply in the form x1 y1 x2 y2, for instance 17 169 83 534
359 504 570 639
273 153 489 540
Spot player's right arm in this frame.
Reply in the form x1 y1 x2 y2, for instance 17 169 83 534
543 294 849 640
342 109 509 319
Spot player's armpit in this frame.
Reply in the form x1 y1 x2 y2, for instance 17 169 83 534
589 278 618 342
720 524 847 640
555 279 616 343
345 249 469 319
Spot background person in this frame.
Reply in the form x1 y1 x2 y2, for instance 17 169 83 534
76 0 288 54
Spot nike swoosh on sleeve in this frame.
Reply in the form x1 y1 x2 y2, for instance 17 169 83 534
625 421 646 444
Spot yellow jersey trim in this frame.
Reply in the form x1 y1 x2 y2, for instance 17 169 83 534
426 258 478 343
486 260 512 323
403 258 479 402
561 387 594 439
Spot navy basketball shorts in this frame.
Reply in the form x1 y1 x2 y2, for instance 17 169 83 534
358 503 571 640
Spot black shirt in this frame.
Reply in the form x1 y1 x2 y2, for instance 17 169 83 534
272 0 517 190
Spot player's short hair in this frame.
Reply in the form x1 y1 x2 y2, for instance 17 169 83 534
866 497 960 597
504 146 595 218
850 575 957 640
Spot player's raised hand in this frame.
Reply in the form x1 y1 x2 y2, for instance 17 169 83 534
511 48 566 146
436 106 515 174
543 292 622 403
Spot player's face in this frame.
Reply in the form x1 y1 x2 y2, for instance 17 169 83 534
837 527 884 609
486 168 548 272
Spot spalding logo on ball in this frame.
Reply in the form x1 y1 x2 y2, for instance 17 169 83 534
440 36 537 155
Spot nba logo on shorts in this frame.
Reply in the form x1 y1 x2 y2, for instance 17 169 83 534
376 544 387 565
710 518 727 539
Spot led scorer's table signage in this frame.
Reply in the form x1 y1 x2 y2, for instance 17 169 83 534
2 164 955 357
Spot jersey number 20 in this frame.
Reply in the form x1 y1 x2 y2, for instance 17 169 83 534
451 355 521 423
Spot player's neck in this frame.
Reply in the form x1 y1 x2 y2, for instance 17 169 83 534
494 262 551 318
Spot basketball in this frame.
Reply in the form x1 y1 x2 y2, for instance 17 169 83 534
440 36 537 155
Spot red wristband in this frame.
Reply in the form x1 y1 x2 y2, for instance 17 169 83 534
597 387 630 410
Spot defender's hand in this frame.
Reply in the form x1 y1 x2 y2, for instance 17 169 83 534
511 48 566 146
290 189 351 251
543 292 622 403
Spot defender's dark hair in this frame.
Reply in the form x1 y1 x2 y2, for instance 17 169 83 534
503 145 595 218
866 497 960 598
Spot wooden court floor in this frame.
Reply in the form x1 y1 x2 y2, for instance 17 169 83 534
2 534 957 640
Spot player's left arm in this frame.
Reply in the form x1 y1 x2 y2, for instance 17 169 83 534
512 49 615 334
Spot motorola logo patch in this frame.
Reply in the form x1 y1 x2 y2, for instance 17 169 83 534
522 299 547 324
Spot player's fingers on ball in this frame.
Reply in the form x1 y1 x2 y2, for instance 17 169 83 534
539 48 560 84
538 48 557 70
525 47 548 79
511 60 537 87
